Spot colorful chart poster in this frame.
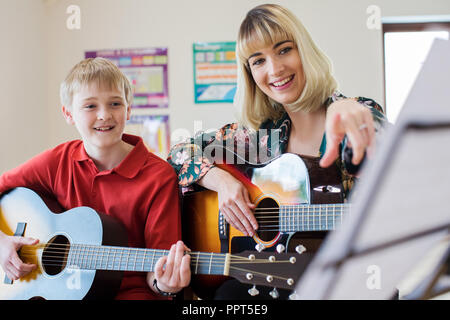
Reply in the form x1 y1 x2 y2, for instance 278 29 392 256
125 115 170 159
193 42 237 103
85 48 169 108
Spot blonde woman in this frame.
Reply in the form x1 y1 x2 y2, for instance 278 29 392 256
169 3 386 239
169 3 387 300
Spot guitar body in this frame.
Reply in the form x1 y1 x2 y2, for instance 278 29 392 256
183 153 310 252
0 187 127 300
182 153 343 297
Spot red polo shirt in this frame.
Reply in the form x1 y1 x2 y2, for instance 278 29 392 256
0 134 181 300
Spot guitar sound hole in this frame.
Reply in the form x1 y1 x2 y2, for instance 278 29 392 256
255 197 279 242
42 235 70 276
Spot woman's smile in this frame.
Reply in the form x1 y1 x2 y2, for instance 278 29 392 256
270 74 295 89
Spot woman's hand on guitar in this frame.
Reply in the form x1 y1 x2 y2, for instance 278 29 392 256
0 232 38 280
152 240 191 295
199 167 258 236
320 99 376 168
216 171 258 236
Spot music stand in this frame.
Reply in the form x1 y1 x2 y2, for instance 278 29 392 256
294 39 450 300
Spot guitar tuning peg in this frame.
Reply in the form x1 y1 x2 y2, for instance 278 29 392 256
255 243 265 252
288 291 298 300
269 288 279 299
248 285 259 297
295 244 306 254
276 244 285 253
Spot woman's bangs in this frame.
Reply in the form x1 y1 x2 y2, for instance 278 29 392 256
238 18 293 63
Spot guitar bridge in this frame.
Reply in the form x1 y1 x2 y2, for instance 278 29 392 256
218 211 229 253
313 185 341 193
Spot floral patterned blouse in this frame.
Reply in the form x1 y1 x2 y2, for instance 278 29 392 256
167 91 386 199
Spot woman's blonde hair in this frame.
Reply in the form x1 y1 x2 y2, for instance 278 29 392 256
60 57 133 108
235 4 337 129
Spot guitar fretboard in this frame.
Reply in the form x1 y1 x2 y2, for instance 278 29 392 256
67 245 229 275
279 203 349 232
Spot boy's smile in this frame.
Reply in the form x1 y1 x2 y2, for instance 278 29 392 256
62 82 131 159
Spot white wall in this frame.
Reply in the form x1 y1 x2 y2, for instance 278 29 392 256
1 0 450 172
0 0 48 172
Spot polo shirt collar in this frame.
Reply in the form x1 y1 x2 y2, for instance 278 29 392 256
72 134 148 179
114 134 148 178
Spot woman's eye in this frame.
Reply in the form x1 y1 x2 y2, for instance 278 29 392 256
251 58 265 66
280 47 292 55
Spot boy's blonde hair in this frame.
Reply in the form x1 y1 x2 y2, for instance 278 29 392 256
234 4 338 130
60 57 133 108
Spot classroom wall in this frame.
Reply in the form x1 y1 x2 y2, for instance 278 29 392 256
0 0 48 172
1 0 449 173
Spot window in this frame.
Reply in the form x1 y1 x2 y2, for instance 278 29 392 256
382 18 450 123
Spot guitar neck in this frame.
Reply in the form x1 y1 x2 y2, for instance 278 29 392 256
279 203 350 232
67 245 229 276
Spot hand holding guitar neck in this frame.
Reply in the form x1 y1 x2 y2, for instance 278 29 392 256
152 240 191 296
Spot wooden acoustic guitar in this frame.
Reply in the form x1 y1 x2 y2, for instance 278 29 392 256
0 187 308 300
183 152 349 255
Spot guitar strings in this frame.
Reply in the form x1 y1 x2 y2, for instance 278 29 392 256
17 253 293 266
18 248 254 263
253 204 349 211
248 206 346 231
253 204 349 210
17 253 287 266
13 257 296 284
17 253 288 266
17 247 295 277
18 244 292 264
15 259 296 284
17 242 299 283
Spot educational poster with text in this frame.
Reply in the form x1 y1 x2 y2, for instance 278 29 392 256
193 42 237 103
85 47 169 109
125 115 170 159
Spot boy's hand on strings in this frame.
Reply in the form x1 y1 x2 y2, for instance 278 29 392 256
0 232 38 280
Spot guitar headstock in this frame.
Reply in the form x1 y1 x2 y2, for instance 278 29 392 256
228 250 313 294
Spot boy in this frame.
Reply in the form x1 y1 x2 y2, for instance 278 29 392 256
0 58 190 299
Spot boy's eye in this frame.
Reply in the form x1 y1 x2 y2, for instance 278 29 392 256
85 104 96 109
111 102 123 107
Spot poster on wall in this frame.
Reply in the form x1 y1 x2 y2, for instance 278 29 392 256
193 42 237 103
85 47 169 109
125 115 171 159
